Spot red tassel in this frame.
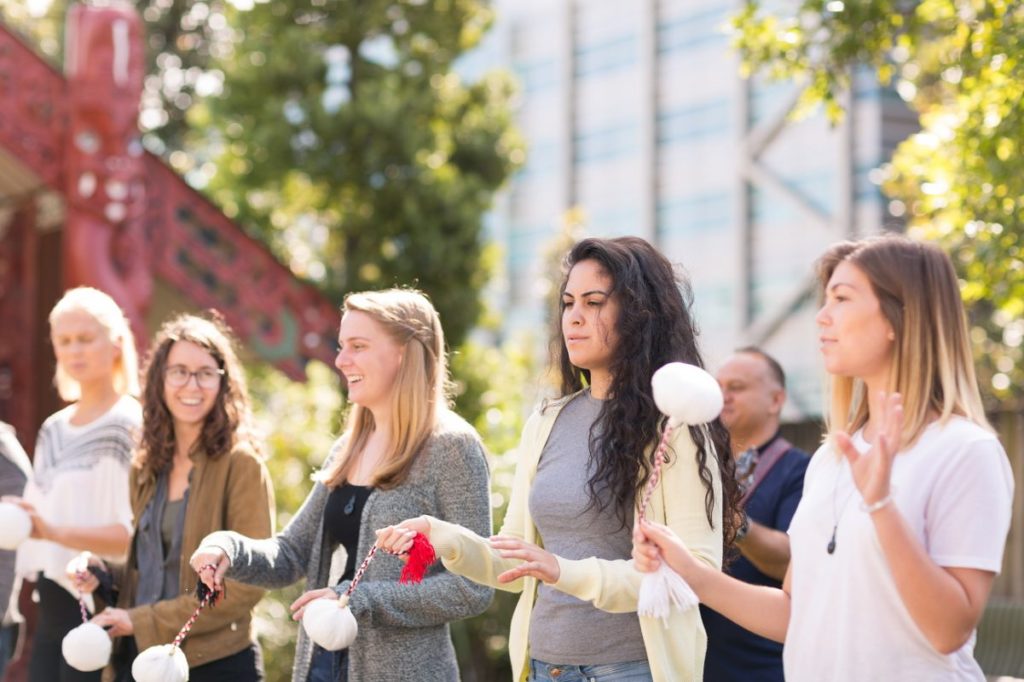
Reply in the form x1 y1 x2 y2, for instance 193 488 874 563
399 532 437 584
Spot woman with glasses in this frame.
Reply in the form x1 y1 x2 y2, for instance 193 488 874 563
9 287 140 682
70 313 274 682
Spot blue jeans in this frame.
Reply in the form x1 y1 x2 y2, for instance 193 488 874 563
528 658 653 682
0 622 18 678
307 646 347 682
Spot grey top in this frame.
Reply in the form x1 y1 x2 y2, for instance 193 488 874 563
0 422 30 623
160 497 186 596
201 410 493 682
136 472 188 606
528 391 647 665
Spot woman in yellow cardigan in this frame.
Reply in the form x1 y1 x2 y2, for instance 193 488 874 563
379 237 741 682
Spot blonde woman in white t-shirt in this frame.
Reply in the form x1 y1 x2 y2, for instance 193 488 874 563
633 235 1014 681
7 287 140 682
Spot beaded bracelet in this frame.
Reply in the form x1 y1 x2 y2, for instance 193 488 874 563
860 492 895 513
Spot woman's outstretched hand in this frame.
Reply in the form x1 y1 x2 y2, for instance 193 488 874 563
91 607 133 637
375 516 432 558
633 519 700 580
290 587 338 621
189 546 230 592
834 391 903 507
490 536 560 584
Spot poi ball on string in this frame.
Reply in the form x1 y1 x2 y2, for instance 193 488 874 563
302 595 358 651
62 622 112 672
0 501 32 550
651 362 723 425
132 643 189 682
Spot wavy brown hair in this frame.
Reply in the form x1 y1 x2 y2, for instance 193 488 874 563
553 237 741 545
135 313 258 477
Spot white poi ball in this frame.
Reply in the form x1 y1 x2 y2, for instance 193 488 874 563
62 622 112 672
302 596 358 651
131 643 189 682
0 502 32 550
651 362 723 425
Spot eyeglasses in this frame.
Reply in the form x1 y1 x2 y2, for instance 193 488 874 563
165 365 225 389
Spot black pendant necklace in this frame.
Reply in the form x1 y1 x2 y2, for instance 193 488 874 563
829 463 856 555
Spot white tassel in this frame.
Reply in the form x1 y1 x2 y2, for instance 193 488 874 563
637 563 699 626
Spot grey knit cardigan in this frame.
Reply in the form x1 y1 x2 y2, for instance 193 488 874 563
200 411 493 682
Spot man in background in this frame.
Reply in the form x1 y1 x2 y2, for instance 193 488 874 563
702 348 810 681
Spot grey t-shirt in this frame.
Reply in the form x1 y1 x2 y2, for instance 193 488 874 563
527 391 647 665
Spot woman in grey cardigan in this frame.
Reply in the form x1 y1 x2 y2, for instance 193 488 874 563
190 289 492 682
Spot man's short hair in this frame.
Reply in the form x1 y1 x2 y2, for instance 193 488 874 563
735 346 786 390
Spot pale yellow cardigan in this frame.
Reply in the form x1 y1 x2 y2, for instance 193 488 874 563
427 392 723 682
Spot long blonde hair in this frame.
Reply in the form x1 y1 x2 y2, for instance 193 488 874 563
817 234 989 449
319 289 449 490
49 287 140 401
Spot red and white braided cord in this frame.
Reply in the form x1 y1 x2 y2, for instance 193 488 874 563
637 421 677 522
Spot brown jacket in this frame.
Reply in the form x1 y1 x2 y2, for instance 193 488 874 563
104 443 274 679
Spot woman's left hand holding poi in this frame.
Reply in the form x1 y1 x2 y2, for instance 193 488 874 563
490 536 560 584
289 588 339 621
835 391 903 507
91 607 133 637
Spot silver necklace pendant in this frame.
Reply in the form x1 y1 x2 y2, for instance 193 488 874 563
343 495 356 515
827 525 838 554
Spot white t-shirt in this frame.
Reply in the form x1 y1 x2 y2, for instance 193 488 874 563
784 416 1014 681
16 395 139 601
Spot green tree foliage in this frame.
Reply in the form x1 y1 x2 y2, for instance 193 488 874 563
246 361 344 681
731 0 1024 401
199 0 524 346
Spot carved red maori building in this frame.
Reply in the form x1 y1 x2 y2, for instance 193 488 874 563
0 5 339 445
64 4 151 344
143 159 341 379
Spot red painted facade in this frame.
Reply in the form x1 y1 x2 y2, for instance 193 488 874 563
0 9 340 447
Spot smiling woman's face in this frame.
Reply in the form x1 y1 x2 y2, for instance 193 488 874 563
334 310 404 414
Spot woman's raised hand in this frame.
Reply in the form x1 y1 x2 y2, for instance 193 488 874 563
835 391 903 507
375 516 431 557
189 546 230 591
490 536 560 584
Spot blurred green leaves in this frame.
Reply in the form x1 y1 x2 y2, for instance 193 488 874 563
731 0 1024 403
200 0 525 347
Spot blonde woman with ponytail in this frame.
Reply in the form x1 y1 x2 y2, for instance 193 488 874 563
190 289 492 682
632 234 1014 681
10 287 141 682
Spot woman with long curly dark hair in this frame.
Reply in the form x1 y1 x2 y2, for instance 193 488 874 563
380 236 740 682
70 313 274 682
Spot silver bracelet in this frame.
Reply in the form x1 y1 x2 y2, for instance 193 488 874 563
860 491 895 514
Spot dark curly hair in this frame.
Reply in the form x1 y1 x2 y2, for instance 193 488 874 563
135 313 259 477
554 237 741 545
